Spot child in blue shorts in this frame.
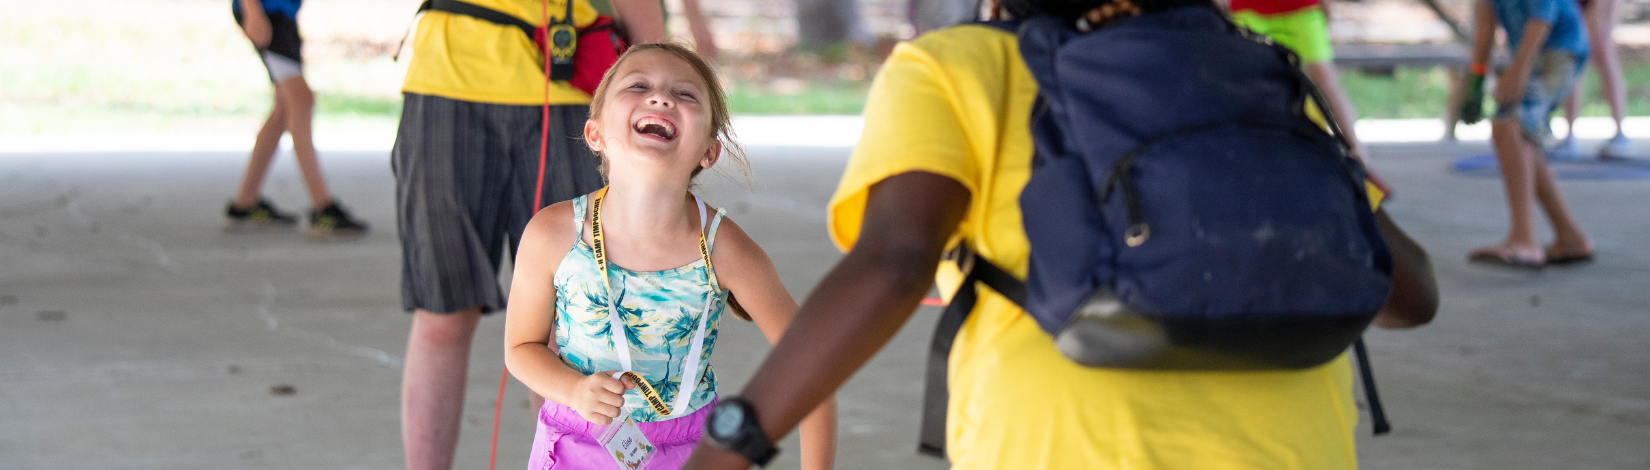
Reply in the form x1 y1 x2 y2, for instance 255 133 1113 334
227 0 369 237
1462 0 1594 268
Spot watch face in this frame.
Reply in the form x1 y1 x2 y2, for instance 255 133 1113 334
711 402 745 438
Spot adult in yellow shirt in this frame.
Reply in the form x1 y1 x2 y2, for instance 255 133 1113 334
392 1 663 469
684 0 1438 468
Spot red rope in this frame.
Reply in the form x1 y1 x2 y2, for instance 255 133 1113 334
488 368 508 470
490 1 555 469
534 0 551 211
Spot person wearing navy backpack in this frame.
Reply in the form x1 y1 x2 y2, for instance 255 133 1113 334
684 0 1438 468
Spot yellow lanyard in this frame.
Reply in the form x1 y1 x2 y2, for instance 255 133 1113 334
590 187 719 416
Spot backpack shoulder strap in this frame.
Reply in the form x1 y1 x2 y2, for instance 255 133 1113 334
918 244 1025 458
396 0 539 61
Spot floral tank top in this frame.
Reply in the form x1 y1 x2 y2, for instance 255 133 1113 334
553 193 727 422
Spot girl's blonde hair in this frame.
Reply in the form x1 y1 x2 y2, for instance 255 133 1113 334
586 43 754 320
587 42 748 181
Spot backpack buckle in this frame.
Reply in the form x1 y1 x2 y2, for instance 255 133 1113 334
942 243 977 276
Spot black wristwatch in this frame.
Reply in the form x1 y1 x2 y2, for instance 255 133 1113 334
704 396 778 466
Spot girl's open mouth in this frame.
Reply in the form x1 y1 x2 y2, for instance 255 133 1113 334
633 116 677 141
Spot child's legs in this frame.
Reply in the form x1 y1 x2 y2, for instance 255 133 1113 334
1530 151 1589 248
1488 51 1588 251
1489 117 1543 249
1303 61 1368 159
1585 0 1627 131
1528 53 1591 244
273 75 334 209
1561 68 1581 131
233 91 289 208
1233 8 1367 158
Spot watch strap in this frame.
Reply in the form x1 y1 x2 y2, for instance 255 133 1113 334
712 397 778 466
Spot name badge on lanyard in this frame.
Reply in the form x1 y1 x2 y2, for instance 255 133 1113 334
589 187 721 466
599 416 654 470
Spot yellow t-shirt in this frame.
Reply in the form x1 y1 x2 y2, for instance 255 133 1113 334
402 0 599 105
828 25 1370 470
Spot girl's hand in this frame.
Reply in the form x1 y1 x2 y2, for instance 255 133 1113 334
571 370 634 425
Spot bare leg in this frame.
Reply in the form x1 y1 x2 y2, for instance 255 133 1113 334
1585 0 1627 136
1303 62 1392 192
1561 77 1581 138
1471 117 1547 264
1303 62 1368 159
402 307 482 470
274 76 335 210
1529 147 1594 257
233 91 289 209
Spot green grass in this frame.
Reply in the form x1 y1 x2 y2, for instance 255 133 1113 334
315 93 402 119
3 0 1643 131
725 79 870 115
719 60 1650 118
1342 61 1650 119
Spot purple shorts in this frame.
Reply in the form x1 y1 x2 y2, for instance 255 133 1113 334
526 398 716 470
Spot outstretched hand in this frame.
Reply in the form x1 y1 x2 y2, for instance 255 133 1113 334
571 370 634 425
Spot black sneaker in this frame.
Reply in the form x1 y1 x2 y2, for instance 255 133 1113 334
225 199 298 230
308 201 369 238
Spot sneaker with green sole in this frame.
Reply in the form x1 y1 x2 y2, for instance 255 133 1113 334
225 199 298 230
308 201 369 238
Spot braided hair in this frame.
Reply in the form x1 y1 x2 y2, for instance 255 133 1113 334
1002 0 1219 29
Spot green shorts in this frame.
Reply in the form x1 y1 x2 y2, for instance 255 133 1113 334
1232 7 1333 64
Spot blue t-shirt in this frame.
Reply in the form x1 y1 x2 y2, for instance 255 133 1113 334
231 0 302 19
1482 0 1587 58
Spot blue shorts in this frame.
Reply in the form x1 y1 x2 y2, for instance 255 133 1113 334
1494 50 1585 144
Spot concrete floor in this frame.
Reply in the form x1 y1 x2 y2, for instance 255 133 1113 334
0 140 1646 469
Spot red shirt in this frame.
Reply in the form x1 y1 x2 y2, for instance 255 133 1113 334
1229 0 1320 15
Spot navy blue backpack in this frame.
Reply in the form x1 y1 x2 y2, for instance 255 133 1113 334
917 5 1394 458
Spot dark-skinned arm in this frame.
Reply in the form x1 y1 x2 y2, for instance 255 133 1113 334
682 172 972 469
1371 209 1438 328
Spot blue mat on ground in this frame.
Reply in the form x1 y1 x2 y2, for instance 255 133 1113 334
1452 154 1650 180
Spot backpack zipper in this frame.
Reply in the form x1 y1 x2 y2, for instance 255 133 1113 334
1101 155 1150 247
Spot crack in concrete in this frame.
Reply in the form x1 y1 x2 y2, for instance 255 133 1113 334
253 281 403 369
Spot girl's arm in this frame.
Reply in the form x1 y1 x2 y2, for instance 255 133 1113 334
709 216 838 470
504 201 635 426
237 0 273 48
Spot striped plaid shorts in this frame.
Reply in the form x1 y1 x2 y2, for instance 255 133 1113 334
392 93 604 314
